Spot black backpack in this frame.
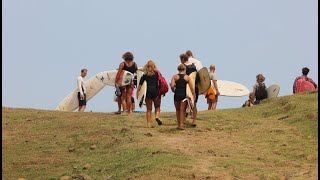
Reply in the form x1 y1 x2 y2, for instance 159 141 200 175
185 63 197 75
255 83 268 101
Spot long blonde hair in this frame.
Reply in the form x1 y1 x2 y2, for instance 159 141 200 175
143 60 157 76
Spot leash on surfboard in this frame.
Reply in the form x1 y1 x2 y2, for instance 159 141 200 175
183 97 194 117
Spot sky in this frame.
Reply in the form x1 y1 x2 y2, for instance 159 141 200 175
3 0 318 112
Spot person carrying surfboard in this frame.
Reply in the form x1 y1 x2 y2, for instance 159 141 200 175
171 64 196 130
137 60 163 128
116 52 138 116
293 67 318 94
77 69 87 112
206 64 220 110
252 74 268 104
181 52 199 127
115 88 136 114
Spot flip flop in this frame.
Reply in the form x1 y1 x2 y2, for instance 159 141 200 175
155 118 163 126
114 112 121 115
190 124 197 127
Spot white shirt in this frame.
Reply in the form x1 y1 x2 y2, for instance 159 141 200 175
188 57 203 71
77 76 86 95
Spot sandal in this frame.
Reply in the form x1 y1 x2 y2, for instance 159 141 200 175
190 124 197 127
155 118 163 126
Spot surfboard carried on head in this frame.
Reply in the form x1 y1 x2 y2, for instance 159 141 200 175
215 80 249 97
267 84 280 98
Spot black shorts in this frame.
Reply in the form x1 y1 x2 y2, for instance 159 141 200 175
77 92 87 106
195 86 199 103
146 91 158 100
174 95 186 102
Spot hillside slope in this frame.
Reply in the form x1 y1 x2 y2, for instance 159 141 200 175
2 92 318 180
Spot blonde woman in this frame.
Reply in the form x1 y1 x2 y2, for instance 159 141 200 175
252 74 267 104
137 60 162 128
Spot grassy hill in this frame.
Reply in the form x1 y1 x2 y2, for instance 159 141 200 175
2 91 318 180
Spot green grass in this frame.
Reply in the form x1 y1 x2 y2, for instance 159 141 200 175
2 92 318 180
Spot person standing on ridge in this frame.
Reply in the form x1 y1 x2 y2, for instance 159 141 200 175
77 68 87 112
207 64 220 110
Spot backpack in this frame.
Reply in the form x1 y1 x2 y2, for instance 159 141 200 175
157 70 169 96
255 83 268 101
203 86 216 100
185 63 197 75
295 76 316 93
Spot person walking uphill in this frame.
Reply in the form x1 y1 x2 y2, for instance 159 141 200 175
171 64 196 130
252 74 268 104
180 53 199 126
116 52 138 116
77 69 88 112
137 60 163 128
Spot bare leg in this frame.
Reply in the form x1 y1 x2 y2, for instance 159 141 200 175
146 98 153 128
174 102 181 128
79 105 86 112
121 89 127 112
126 85 133 115
192 102 197 125
212 102 217 110
208 101 213 110
154 96 161 119
117 97 122 113
180 101 187 128
131 97 135 111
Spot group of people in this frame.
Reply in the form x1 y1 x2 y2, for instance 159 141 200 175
76 51 318 130
242 67 318 107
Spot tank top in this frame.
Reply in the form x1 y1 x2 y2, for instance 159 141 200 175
175 74 187 96
123 61 137 74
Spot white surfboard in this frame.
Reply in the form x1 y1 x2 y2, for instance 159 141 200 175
267 84 280 98
185 72 197 112
215 80 249 97
136 70 144 87
95 70 134 87
56 75 106 111
137 81 147 108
